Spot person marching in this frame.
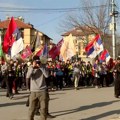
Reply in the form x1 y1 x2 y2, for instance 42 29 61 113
107 58 115 85
73 61 80 90
100 62 108 87
92 59 101 88
113 57 120 98
6 59 15 99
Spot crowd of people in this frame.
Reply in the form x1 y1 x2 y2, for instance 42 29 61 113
46 58 116 90
1 56 120 120
0 57 119 96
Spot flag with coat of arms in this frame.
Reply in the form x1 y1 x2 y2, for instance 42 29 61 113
85 34 104 58
2 17 24 58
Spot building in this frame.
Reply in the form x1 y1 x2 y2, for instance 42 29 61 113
0 16 52 51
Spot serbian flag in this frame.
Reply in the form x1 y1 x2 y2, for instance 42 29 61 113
85 34 103 58
49 39 63 59
21 45 32 59
42 44 48 57
35 44 48 57
2 17 24 57
36 48 43 56
99 49 111 63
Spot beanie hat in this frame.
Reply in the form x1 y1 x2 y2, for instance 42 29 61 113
32 56 40 61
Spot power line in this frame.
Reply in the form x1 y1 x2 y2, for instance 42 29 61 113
35 13 67 27
0 5 108 13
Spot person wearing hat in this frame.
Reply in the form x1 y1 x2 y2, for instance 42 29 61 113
27 56 49 120
113 57 120 98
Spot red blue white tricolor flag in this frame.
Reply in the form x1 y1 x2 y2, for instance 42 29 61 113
2 17 24 58
99 49 111 63
42 44 48 57
85 34 103 58
35 44 48 57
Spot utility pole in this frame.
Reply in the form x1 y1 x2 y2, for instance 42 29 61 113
111 0 116 59
110 0 118 59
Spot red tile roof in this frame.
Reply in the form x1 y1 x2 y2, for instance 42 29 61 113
0 19 32 29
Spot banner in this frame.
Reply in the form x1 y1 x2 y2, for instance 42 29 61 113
21 45 32 59
49 39 63 59
60 34 76 62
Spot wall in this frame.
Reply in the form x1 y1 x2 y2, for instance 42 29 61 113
24 28 31 47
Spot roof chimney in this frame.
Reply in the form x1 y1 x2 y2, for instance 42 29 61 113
6 15 10 20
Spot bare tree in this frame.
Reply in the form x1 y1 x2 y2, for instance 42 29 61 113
81 0 111 34
58 0 114 55
59 0 111 36
58 12 80 33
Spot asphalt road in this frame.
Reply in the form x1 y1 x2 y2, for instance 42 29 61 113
0 86 120 120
